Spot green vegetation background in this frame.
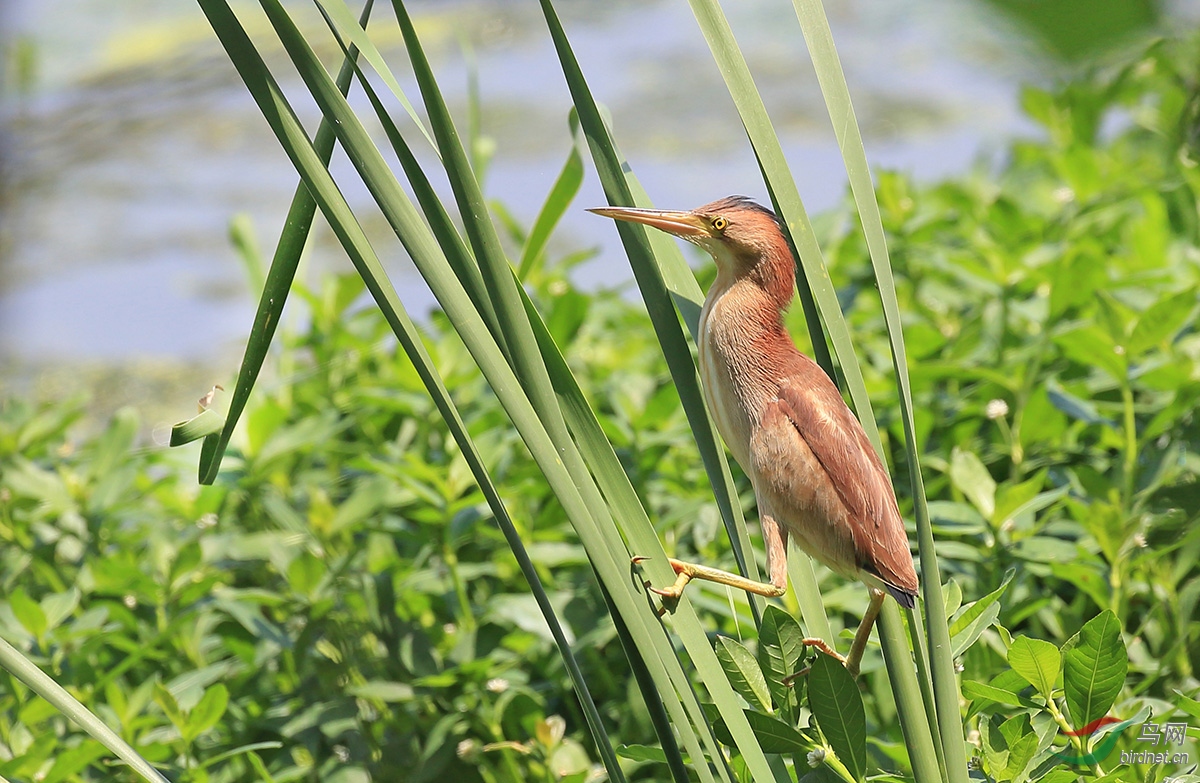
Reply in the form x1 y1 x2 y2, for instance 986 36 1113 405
1 31 1198 783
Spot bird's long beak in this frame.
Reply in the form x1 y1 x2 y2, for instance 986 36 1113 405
587 206 708 238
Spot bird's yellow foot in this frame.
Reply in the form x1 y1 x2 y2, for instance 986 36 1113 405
782 642 850 686
802 638 845 661
630 556 787 600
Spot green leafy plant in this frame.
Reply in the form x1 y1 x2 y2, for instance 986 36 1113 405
2 4 1199 783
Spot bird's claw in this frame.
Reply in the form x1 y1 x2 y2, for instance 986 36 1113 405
781 641 849 686
647 585 683 600
781 667 810 687
632 555 686 610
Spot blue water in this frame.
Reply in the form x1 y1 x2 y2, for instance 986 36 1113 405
0 0 1192 366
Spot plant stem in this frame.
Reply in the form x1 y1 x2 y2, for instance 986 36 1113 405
1120 382 1137 513
1044 696 1105 777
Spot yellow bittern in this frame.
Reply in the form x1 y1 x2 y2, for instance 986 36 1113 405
590 196 918 676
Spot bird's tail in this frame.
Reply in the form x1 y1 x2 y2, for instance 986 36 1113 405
884 583 917 609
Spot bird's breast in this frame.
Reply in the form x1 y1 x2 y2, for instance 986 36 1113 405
698 287 764 470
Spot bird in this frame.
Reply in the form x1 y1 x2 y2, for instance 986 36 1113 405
589 196 918 676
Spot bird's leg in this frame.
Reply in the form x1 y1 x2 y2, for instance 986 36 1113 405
784 589 886 683
635 557 787 600
843 589 886 677
633 512 789 601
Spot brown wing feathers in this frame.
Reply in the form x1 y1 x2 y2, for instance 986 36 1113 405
775 374 919 607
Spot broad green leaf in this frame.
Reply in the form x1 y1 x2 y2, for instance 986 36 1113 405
1063 610 1127 729
798 769 842 783
978 714 1010 778
1007 637 1061 699
184 684 229 743
1174 691 1200 720
287 550 326 598
1129 286 1197 354
41 741 107 783
616 744 670 763
1037 769 1083 783
1002 730 1038 780
950 602 1001 659
715 636 772 713
949 570 1014 638
942 579 962 620
949 447 996 520
742 710 816 754
10 589 47 640
349 681 416 703
992 474 1046 527
705 704 816 754
40 588 81 634
758 604 807 718
808 653 866 782
1054 325 1126 381
961 681 1039 710
1047 562 1110 611
950 570 1014 657
1045 378 1116 428
154 682 185 732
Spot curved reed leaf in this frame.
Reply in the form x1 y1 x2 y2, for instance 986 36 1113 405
312 2 502 345
542 6 762 610
195 0 373 485
519 143 584 279
0 636 170 783
312 0 436 152
683 1 944 779
541 6 810 782
683 1 879 447
786 2 965 777
389 0 568 444
215 4 747 781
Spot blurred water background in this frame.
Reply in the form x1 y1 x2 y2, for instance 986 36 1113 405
0 0 1195 427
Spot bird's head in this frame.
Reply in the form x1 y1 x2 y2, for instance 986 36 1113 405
589 196 795 302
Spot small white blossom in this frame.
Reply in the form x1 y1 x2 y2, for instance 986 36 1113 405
1133 533 1147 548
807 748 826 768
123 594 137 609
196 513 218 530
457 738 481 761
486 677 509 693
333 745 349 762
985 399 1009 420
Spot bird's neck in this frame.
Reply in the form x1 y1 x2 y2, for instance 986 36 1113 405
705 246 796 342
700 262 800 397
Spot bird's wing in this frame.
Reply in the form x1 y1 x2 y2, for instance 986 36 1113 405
773 373 919 602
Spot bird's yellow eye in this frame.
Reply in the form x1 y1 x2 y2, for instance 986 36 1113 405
712 216 728 232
